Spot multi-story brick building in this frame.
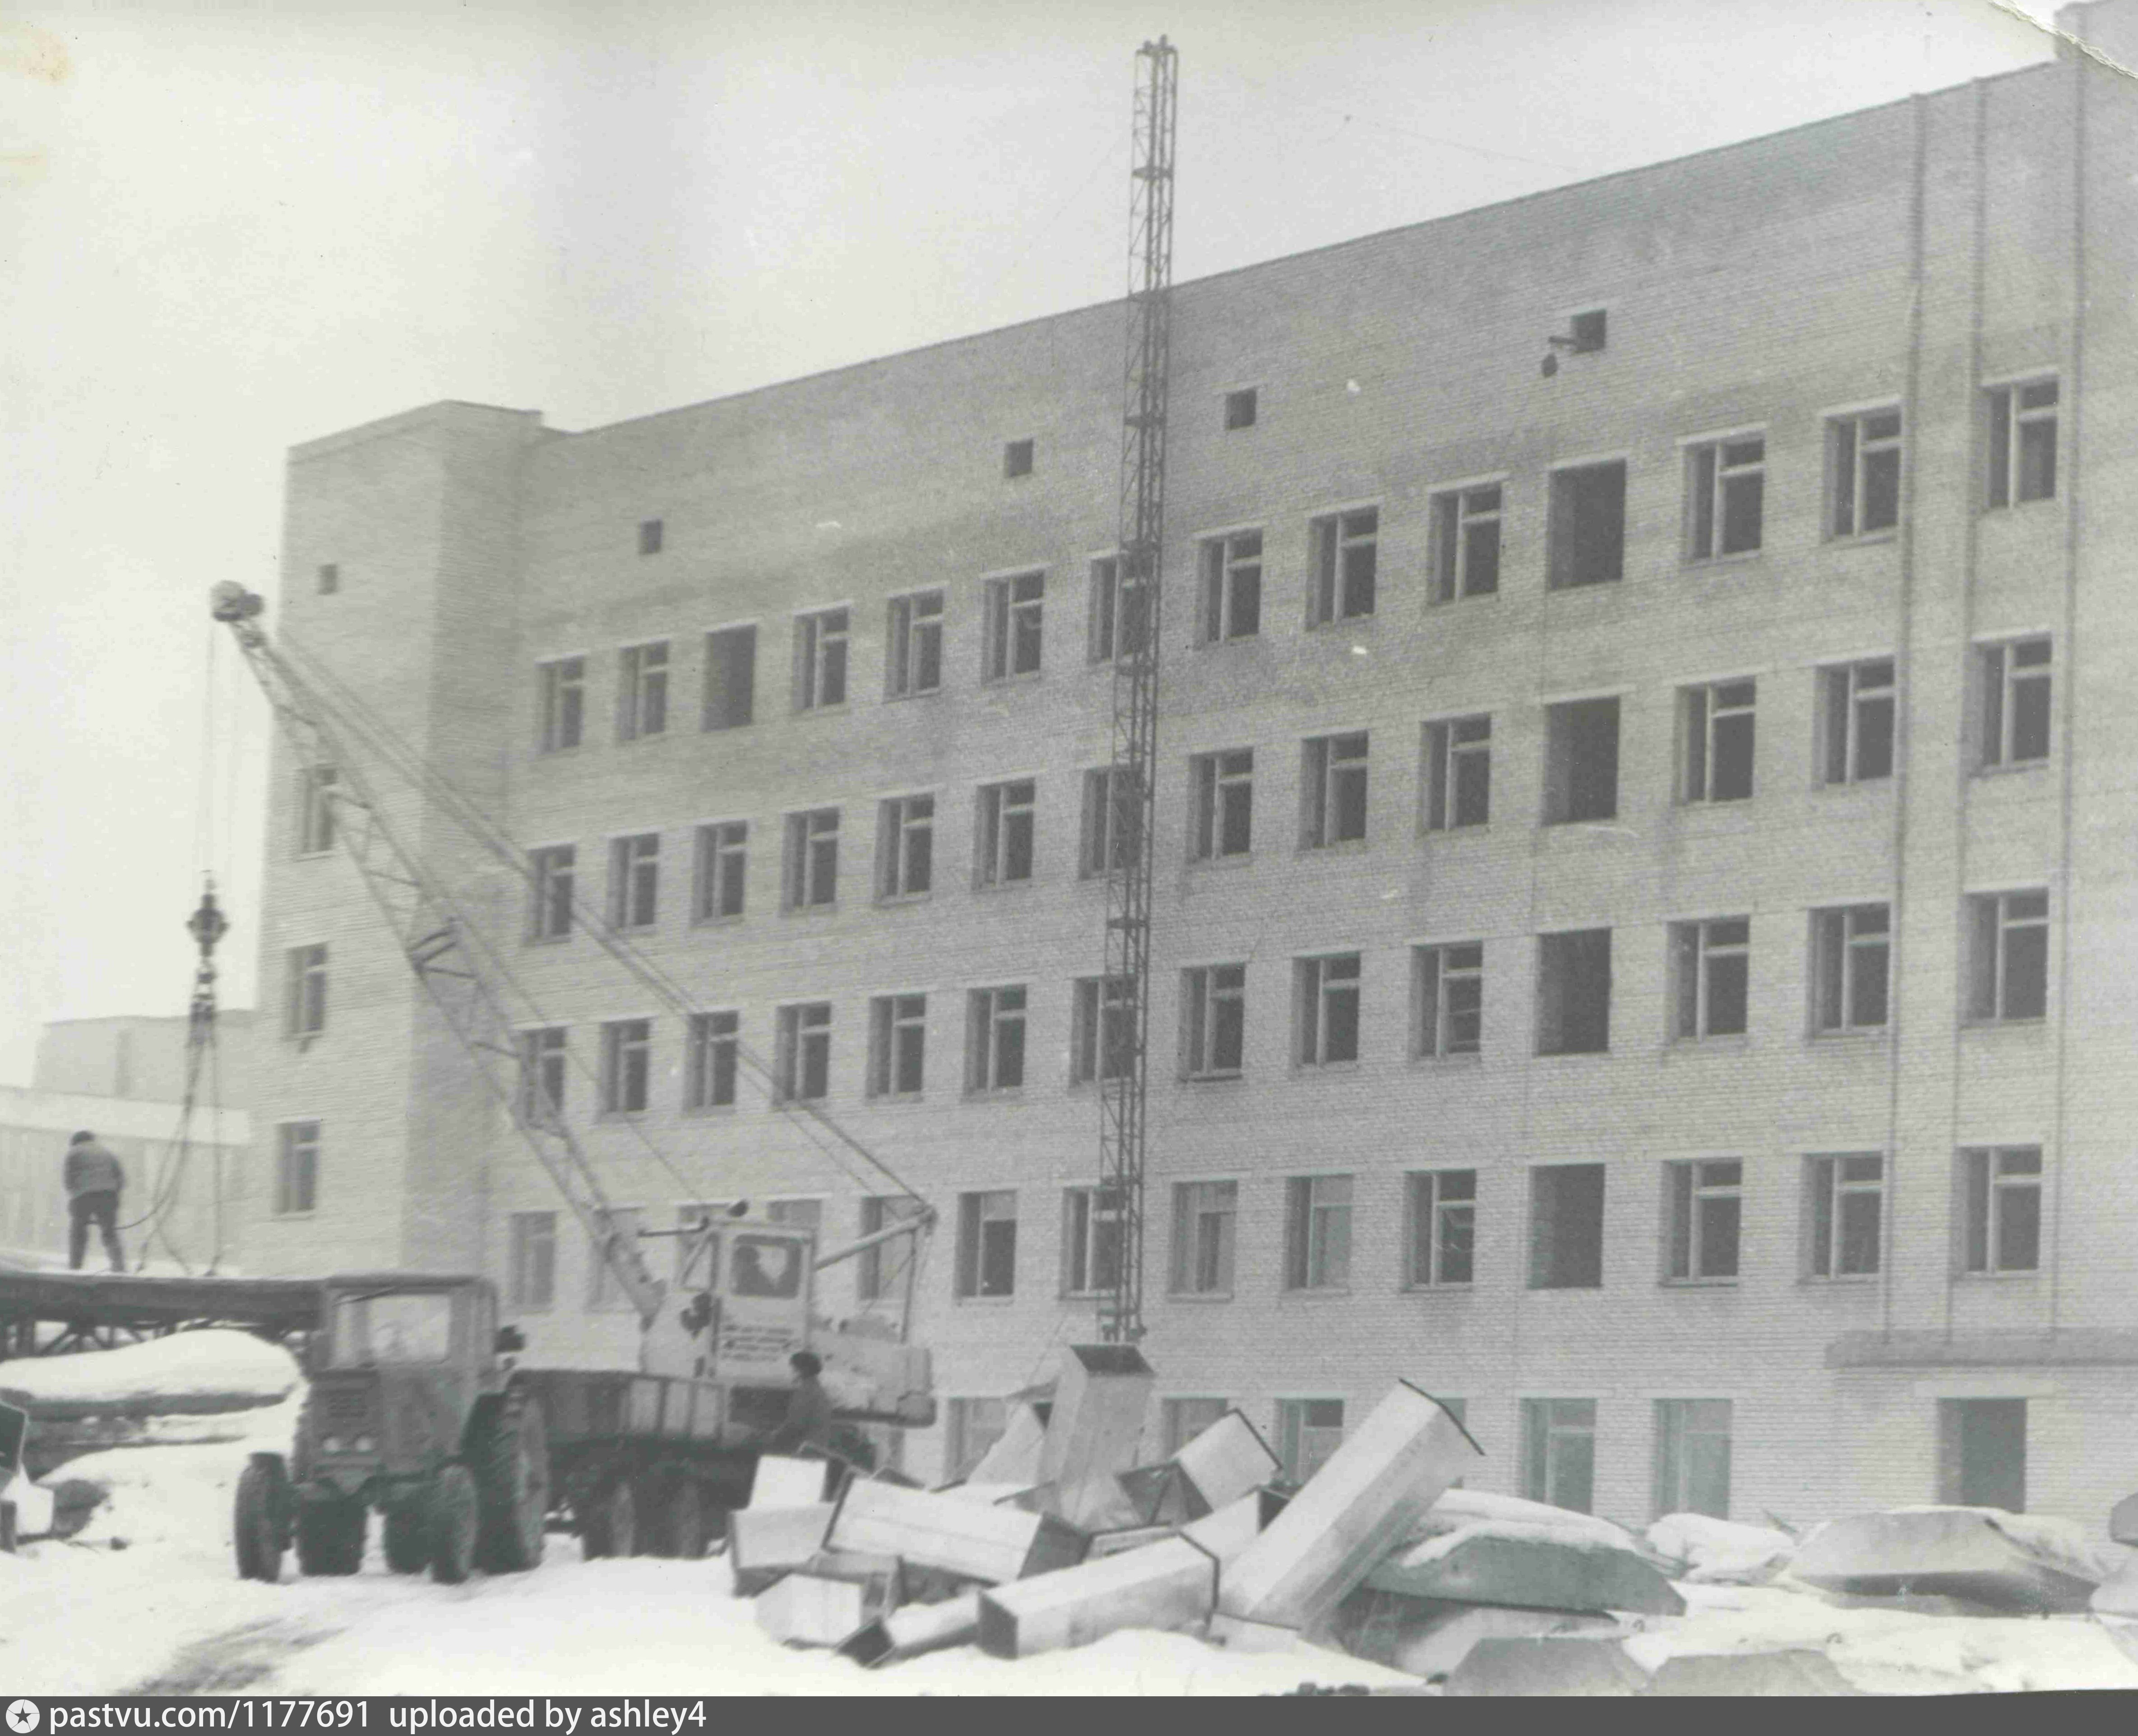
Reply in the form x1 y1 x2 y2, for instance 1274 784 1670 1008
241 16 2138 1527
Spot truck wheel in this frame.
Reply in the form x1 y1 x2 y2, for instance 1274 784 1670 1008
581 1478 635 1560
234 1457 287 1583
429 1465 478 1585
667 1480 710 1561
383 1504 429 1574
472 1393 550 1574
633 1472 676 1558
295 1499 366 1576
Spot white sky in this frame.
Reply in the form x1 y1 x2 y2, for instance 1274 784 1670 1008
0 0 2066 1085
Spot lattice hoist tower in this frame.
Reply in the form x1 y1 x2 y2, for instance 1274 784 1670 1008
1097 37 1178 1345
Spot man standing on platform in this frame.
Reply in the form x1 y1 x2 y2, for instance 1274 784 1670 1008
63 1130 125 1272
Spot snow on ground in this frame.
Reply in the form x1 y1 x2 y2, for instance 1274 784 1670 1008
0 1329 300 1407
1646 1513 1795 1582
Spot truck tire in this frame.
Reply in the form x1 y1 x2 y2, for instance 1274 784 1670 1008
383 1504 429 1574
472 1393 549 1574
429 1465 478 1585
632 1472 676 1558
234 1456 286 1583
667 1479 710 1561
581 1478 635 1560
295 1499 366 1576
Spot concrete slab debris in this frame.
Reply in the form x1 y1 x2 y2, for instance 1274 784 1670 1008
754 1571 877 1649
1216 1384 1480 1634
1173 1407 1280 1518
2112 1491 2138 1548
839 1592 985 1668
1365 1529 1684 1616
1790 1508 2102 1613
1819 1589 2008 1619
1643 1649 1863 1696
1086 1525 1177 1560
1441 1636 1649 1697
749 1454 832 1509
1327 1590 1621 1680
1034 1345 1156 1531
1178 1486 1287 1566
828 1475 1086 1585
963 1403 1047 1488
976 1535 1220 1660
1115 1462 1193 1527
727 1502 835 1596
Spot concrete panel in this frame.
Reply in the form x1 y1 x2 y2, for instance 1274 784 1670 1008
1365 1532 1684 1616
976 1536 1219 1659
1791 1508 2101 1611
1173 1408 1281 1517
755 1572 873 1648
1643 1650 1863 1696
728 1502 834 1596
841 1592 985 1668
1329 1591 1623 1681
829 1476 1086 1584
750 1455 832 1509
1035 1345 1156 1528
1443 1636 1650 1697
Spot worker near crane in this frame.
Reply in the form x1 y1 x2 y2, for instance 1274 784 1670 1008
63 1130 126 1272
766 1350 833 1458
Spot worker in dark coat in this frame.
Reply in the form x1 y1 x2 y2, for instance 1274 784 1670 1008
64 1130 126 1272
766 1350 833 1456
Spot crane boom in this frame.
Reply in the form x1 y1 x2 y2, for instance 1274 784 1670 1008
209 581 670 1327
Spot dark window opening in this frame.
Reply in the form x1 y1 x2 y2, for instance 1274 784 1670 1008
1224 388 1258 430
1536 928 1611 1056
1530 1163 1606 1289
1543 697 1619 824
1003 438 1035 479
1548 462 1625 590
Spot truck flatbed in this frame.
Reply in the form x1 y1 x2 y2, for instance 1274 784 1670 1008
0 1268 324 1358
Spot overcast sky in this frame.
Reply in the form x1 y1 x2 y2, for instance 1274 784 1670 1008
0 0 2068 1088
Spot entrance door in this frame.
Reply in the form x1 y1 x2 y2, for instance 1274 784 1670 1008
1939 1398 2027 1511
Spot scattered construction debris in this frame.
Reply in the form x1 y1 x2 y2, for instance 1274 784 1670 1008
826 1475 1086 1584
1789 1506 2109 1614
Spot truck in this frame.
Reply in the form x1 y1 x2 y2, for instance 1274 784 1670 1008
210 582 938 1582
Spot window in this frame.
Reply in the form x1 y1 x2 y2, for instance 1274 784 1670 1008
767 1199 822 1236
1164 1397 1230 1456
1967 889 2049 1022
1959 1146 2042 1274
1296 954 1361 1067
1529 1164 1605 1289
1818 659 1894 785
1807 1153 1883 1278
589 1206 645 1311
275 1121 319 1216
1284 1174 1353 1290
1170 1181 1236 1296
1541 698 1619 824
508 1212 557 1309
1182 964 1246 1079
283 944 328 1040
1412 942 1483 1059
858 1196 926 1303
982 573 1044 681
1088 554 1148 664
684 1011 738 1111
1569 308 1606 352
703 626 756 730
1547 462 1626 589
1986 378 2058 508
793 607 849 711
1535 929 1611 1056
1223 388 1257 431
1080 765 1138 877
1939 1398 2027 1512
1063 1186 1125 1296
1277 1399 1346 1484
1670 917 1750 1040
1679 680 1756 804
617 642 669 742
1199 531 1263 643
782 808 839 910
1979 637 2052 769
955 1190 1017 1298
1811 905 1890 1033
1301 732 1368 847
1430 485 1501 602
1829 409 1902 537
600 1019 651 1115
1405 1170 1476 1288
886 590 944 698
1665 1159 1742 1281
316 562 340 595
1685 434 1765 560
518 1026 567 1125
1003 438 1034 479
1189 750 1253 860
876 795 934 900
1521 1399 1597 1513
607 833 659 931
966 986 1027 1092
297 765 337 856
691 821 747 923
1071 975 1134 1084
975 779 1035 888
774 1003 832 1103
638 518 664 556
946 1396 1009 1480
529 845 576 940
1422 717 1490 832
1308 508 1378 625
868 993 927 1097
1654 1400 1731 1520
538 657 585 754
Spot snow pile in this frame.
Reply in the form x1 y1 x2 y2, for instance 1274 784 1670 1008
0 1329 300 1410
1647 1513 1795 1583
1413 1487 1638 1551
1388 1517 1634 1572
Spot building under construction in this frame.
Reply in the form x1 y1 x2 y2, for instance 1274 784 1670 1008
242 10 2138 1524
